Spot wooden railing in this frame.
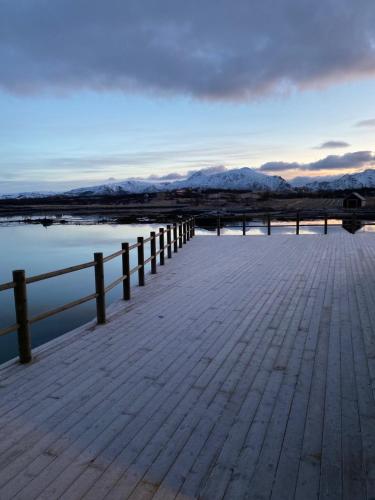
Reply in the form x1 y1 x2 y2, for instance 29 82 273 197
0 218 195 364
213 211 370 236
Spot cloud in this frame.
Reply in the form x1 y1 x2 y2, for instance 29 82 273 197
1 1 375 99
131 165 228 182
315 141 350 149
187 165 227 176
258 151 375 172
306 151 375 170
131 172 185 182
147 173 185 181
356 118 375 127
258 161 301 172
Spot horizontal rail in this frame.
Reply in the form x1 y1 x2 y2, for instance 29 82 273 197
105 275 126 293
0 323 19 337
0 281 15 292
205 210 375 217
129 264 143 275
103 249 124 263
26 260 95 284
240 223 342 228
218 223 352 229
129 242 140 250
29 292 98 324
144 255 154 265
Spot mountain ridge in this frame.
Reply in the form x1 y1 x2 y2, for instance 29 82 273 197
3 167 375 199
65 167 291 197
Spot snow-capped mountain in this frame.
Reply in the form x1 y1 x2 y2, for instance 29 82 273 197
304 169 375 191
0 191 57 200
4 167 375 200
289 175 340 188
66 180 164 197
64 167 290 197
169 167 289 191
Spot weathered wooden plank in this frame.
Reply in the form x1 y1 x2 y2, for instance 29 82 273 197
246 242 328 499
0 234 374 500
271 243 333 500
5 242 280 496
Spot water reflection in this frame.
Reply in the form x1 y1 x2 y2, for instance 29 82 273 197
342 218 364 234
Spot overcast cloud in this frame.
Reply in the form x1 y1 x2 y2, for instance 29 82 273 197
259 151 375 172
132 152 375 179
1 0 375 99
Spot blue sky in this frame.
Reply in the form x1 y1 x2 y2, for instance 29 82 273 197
1 1 375 193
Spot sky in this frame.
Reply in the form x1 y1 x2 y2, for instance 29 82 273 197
1 0 375 194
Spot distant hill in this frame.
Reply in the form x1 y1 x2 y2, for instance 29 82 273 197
0 191 57 200
304 169 375 191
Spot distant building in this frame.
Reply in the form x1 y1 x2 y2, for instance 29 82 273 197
343 192 366 209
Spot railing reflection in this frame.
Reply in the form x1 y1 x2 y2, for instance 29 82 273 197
342 216 364 234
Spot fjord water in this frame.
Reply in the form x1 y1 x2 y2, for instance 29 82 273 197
0 220 373 364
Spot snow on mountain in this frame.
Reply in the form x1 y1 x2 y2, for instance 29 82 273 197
5 167 375 200
0 191 57 199
64 167 290 197
304 169 375 191
66 180 166 197
289 175 341 188
169 167 290 191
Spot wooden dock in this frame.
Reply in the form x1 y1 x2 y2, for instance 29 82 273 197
0 233 375 499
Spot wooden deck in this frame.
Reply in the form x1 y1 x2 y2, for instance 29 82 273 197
0 233 375 499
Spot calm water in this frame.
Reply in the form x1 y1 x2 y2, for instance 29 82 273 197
0 223 165 364
1 219 374 364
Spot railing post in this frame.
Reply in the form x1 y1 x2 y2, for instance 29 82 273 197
159 228 165 265
192 217 196 236
324 215 328 235
242 215 246 236
94 253 106 324
150 232 157 274
167 225 172 258
137 237 145 286
217 216 221 236
183 222 187 244
296 212 300 235
173 223 178 253
13 270 32 364
188 218 192 239
186 220 190 242
267 214 271 236
179 222 183 248
122 242 131 300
